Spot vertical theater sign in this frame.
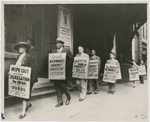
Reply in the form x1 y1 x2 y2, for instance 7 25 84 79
57 6 73 51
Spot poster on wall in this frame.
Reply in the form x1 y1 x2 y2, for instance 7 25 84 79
72 57 89 79
138 65 146 75
8 65 31 99
49 53 66 80
103 64 118 83
57 6 73 49
88 60 99 79
129 68 139 81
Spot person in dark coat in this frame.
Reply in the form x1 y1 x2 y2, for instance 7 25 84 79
51 38 73 107
87 49 101 94
11 42 37 119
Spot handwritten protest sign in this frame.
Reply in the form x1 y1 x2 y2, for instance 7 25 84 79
129 68 139 81
88 60 99 79
49 53 66 80
8 65 31 99
138 65 146 75
72 57 89 79
103 64 118 83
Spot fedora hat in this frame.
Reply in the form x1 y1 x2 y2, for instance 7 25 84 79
14 42 32 51
55 38 65 44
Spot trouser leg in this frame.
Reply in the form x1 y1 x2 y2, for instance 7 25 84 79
80 79 88 99
133 81 136 87
94 79 99 92
111 83 115 92
88 79 93 92
139 76 144 84
76 79 81 91
61 80 71 100
107 82 111 91
54 81 63 103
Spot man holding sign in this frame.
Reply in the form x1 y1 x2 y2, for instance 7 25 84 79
87 50 101 95
51 38 73 107
73 46 89 101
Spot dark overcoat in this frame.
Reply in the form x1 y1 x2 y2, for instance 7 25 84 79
15 53 38 84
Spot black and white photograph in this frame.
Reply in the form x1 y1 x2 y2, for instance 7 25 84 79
1 1 149 121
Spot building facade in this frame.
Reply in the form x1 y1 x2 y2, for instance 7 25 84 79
132 22 147 63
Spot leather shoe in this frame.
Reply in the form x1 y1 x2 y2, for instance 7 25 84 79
55 103 63 108
94 91 98 94
79 98 84 101
19 114 26 119
111 91 115 94
65 98 71 105
107 91 111 94
87 91 92 95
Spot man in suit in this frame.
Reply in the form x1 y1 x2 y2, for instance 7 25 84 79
51 38 73 107
75 46 89 101
87 49 101 95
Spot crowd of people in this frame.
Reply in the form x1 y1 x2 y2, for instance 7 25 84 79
9 38 146 119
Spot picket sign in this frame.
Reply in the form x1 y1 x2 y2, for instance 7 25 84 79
48 53 66 80
88 60 99 79
8 65 31 99
72 57 89 79
138 65 146 75
103 64 118 83
129 68 139 81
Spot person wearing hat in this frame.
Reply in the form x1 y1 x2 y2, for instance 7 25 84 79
51 38 73 107
10 41 37 119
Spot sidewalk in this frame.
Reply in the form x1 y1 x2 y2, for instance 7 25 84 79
4 80 148 121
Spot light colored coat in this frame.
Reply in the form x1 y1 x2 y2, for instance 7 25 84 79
76 52 89 58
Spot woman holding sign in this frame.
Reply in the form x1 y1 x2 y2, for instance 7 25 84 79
106 52 119 94
12 42 37 119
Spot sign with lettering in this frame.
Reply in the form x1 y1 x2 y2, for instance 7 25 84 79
103 64 118 83
129 68 139 81
57 6 73 49
88 60 99 79
8 65 31 99
72 57 89 79
49 53 66 80
138 65 146 75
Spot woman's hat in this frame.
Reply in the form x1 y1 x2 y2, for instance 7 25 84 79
14 42 32 51
55 38 65 44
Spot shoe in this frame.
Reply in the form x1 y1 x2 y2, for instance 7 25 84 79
19 114 26 119
26 104 32 111
87 91 92 95
55 103 63 107
94 91 98 94
65 98 71 105
111 91 115 94
133 86 136 88
79 98 84 101
107 91 111 94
